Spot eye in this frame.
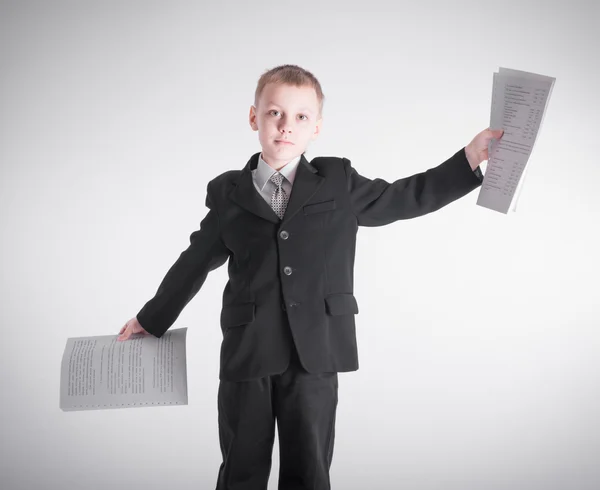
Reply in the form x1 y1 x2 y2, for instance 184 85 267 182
269 110 308 120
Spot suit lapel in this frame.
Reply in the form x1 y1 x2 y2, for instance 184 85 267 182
230 153 279 224
281 154 324 225
229 152 324 224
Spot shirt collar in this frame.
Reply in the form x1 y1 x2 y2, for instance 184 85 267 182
255 153 302 191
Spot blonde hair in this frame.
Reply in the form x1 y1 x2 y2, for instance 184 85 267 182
254 64 325 119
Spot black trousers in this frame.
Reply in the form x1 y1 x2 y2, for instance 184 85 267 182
215 340 339 490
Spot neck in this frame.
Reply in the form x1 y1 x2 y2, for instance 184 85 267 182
261 152 300 171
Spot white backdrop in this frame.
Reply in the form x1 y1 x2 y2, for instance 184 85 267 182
1 1 599 489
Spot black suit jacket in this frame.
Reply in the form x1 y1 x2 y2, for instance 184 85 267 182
136 147 483 381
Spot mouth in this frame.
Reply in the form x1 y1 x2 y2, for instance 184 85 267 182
275 140 294 145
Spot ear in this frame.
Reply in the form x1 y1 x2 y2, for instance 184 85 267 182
312 117 322 140
249 105 258 131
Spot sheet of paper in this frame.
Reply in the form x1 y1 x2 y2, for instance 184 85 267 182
476 67 555 214
60 327 188 411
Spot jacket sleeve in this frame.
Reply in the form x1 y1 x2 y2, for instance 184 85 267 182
344 146 483 227
135 181 230 338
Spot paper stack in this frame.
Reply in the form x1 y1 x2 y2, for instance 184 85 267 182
477 67 556 214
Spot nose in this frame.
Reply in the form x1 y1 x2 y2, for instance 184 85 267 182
278 118 293 134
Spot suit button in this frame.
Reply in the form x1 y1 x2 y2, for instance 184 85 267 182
283 266 293 275
281 302 286 311
279 230 289 240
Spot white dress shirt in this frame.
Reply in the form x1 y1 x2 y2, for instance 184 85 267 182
252 153 302 205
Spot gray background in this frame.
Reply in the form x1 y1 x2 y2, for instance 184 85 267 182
1 1 599 489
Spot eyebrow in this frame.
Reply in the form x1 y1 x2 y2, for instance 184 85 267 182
267 102 313 114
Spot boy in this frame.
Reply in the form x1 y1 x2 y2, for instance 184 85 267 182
117 64 503 490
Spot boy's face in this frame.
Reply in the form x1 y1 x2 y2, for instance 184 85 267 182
249 82 322 170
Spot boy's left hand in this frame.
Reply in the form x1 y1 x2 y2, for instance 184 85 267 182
465 128 504 171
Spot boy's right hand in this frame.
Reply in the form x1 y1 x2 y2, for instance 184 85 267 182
117 317 151 341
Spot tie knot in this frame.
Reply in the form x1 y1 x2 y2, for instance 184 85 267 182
270 172 284 187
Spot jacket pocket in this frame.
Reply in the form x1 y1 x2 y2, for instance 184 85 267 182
324 293 359 316
220 302 256 329
303 199 336 215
